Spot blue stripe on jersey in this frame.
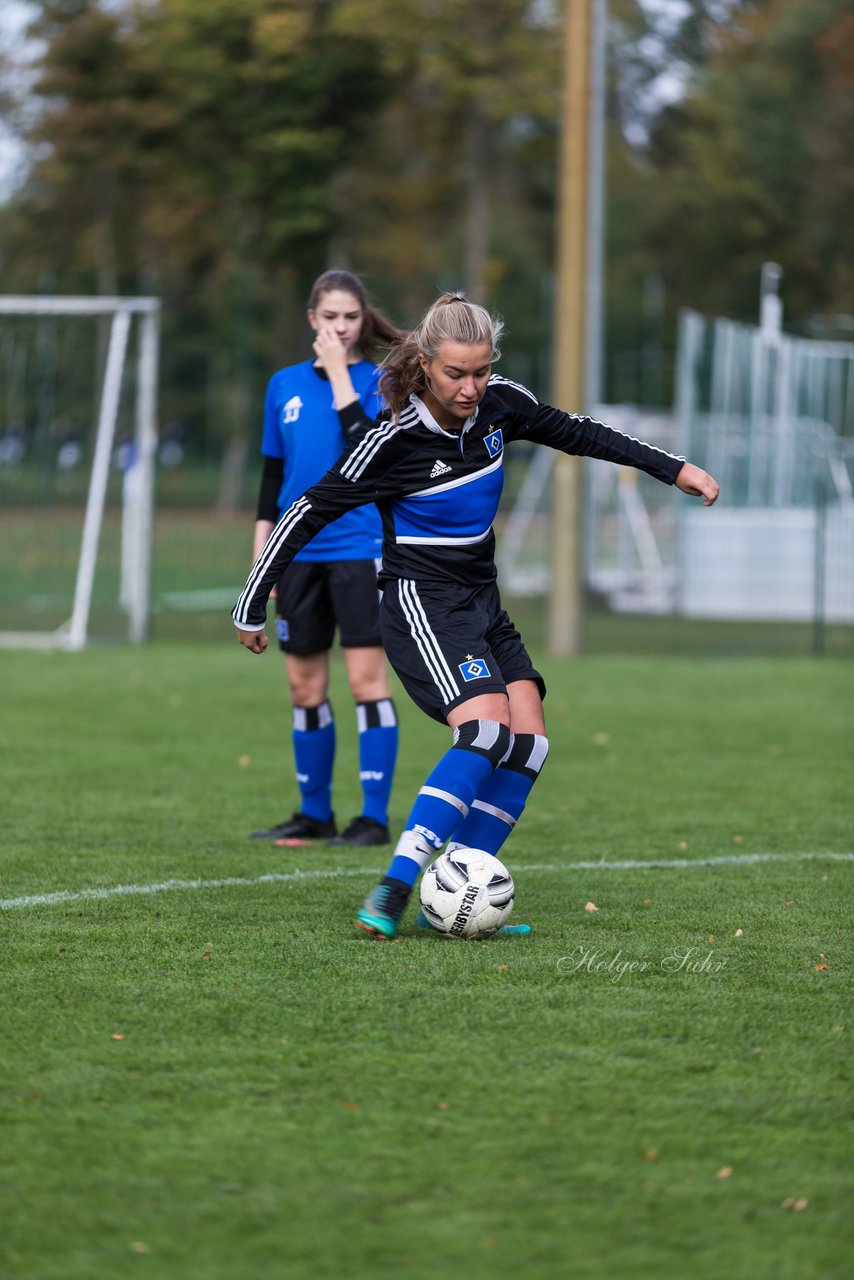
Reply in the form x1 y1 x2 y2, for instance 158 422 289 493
391 457 504 544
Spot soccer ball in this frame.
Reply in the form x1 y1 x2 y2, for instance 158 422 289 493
419 846 515 939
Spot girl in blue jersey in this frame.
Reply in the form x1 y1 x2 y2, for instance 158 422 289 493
236 293 719 935
249 270 404 847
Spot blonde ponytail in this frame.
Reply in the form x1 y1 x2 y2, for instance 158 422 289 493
380 292 503 419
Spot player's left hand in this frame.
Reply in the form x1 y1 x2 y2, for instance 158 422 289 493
675 462 719 507
237 628 268 654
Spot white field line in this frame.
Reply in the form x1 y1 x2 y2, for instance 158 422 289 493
1 851 852 912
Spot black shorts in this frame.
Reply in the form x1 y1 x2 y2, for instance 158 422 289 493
275 559 382 654
380 577 545 723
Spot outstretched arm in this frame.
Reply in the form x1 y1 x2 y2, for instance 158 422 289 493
674 462 719 506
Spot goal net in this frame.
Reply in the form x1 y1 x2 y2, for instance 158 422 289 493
0 296 160 649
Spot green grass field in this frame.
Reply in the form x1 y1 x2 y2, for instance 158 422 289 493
1 643 852 1279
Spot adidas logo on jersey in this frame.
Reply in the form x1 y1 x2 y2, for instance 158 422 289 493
429 459 452 478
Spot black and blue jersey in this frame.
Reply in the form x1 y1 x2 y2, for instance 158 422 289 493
260 358 383 561
235 375 685 631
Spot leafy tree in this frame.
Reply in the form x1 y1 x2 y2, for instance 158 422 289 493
327 0 560 333
603 0 853 401
0 0 391 499
644 0 852 321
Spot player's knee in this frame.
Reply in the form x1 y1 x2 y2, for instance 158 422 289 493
452 719 511 767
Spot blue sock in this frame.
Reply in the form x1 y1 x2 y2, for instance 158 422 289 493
452 733 549 856
384 721 511 888
356 699 398 826
292 701 335 822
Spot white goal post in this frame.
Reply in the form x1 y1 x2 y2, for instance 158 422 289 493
0 295 160 650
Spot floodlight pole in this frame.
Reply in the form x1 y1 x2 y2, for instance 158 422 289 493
549 0 599 656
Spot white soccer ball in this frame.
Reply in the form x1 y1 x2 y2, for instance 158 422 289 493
419 846 515 939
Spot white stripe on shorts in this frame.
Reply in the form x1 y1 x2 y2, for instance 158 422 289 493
398 579 460 705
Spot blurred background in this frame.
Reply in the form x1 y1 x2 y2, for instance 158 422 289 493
0 0 852 654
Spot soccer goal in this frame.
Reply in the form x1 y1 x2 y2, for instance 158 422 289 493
0 296 160 649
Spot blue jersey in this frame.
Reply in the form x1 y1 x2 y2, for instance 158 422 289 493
260 358 383 561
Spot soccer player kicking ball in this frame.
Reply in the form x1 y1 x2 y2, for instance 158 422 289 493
234 293 719 939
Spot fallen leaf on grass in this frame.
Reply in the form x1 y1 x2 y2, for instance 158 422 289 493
708 935 716 942
497 964 509 971
643 1149 659 1162
784 899 795 907
129 1242 151 1254
202 951 213 958
643 898 654 905
814 963 829 972
584 902 599 913
734 929 744 937
111 1033 125 1041
678 841 688 850
716 1167 733 1179
831 1025 844 1032
237 755 251 768
732 834 744 844
780 1198 809 1212
344 1101 360 1111
434 1101 450 1111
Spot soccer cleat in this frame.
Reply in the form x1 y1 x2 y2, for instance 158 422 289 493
327 816 391 847
355 881 410 940
249 811 337 840
415 908 532 938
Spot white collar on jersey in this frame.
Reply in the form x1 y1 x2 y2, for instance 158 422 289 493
410 394 480 438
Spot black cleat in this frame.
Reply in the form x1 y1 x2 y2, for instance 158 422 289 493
327 816 391 847
249 811 337 840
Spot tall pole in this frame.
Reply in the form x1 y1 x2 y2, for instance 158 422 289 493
549 0 593 656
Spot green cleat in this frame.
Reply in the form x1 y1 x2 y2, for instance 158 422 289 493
356 883 409 940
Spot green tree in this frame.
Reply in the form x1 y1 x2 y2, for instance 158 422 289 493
644 0 854 323
328 0 560 347
1 0 391 500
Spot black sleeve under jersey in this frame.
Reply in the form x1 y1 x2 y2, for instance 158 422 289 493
256 455 284 521
339 401 372 435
